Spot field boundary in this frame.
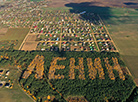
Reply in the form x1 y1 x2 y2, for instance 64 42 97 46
19 24 34 50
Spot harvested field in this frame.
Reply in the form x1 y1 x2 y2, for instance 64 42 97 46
0 28 8 35
21 42 38 51
26 35 37 42
0 28 29 49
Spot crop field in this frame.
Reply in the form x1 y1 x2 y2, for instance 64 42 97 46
0 28 29 50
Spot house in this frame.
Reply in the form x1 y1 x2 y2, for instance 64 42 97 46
56 37 59 41
5 83 10 88
41 48 45 51
106 48 109 51
6 70 10 76
0 70 4 75
0 83 3 88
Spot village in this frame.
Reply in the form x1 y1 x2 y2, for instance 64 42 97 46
30 11 117 52
0 0 117 52
0 0 49 28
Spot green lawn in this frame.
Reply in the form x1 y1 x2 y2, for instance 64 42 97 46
0 28 29 50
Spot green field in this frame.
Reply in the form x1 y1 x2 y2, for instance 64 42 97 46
0 67 33 102
0 82 33 102
101 7 138 78
0 28 29 50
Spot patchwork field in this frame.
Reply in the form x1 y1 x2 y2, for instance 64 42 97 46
0 28 29 50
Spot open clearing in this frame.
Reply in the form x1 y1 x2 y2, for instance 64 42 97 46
0 28 29 50
21 42 38 51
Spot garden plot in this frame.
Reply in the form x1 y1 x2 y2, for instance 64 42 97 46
36 42 59 51
62 33 94 41
30 21 62 34
92 26 106 33
37 33 60 41
61 41 98 51
97 41 116 51
94 33 110 41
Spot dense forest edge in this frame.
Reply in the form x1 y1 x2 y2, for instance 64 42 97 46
0 50 137 102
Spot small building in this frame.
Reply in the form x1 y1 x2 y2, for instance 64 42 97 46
6 70 10 76
0 70 4 76
56 37 59 41
5 83 10 88
41 48 45 51
0 83 3 88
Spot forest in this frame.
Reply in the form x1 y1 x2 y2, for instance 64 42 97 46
0 50 137 102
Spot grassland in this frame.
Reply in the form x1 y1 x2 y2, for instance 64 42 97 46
0 67 33 102
0 28 29 50
0 86 32 102
101 7 138 78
